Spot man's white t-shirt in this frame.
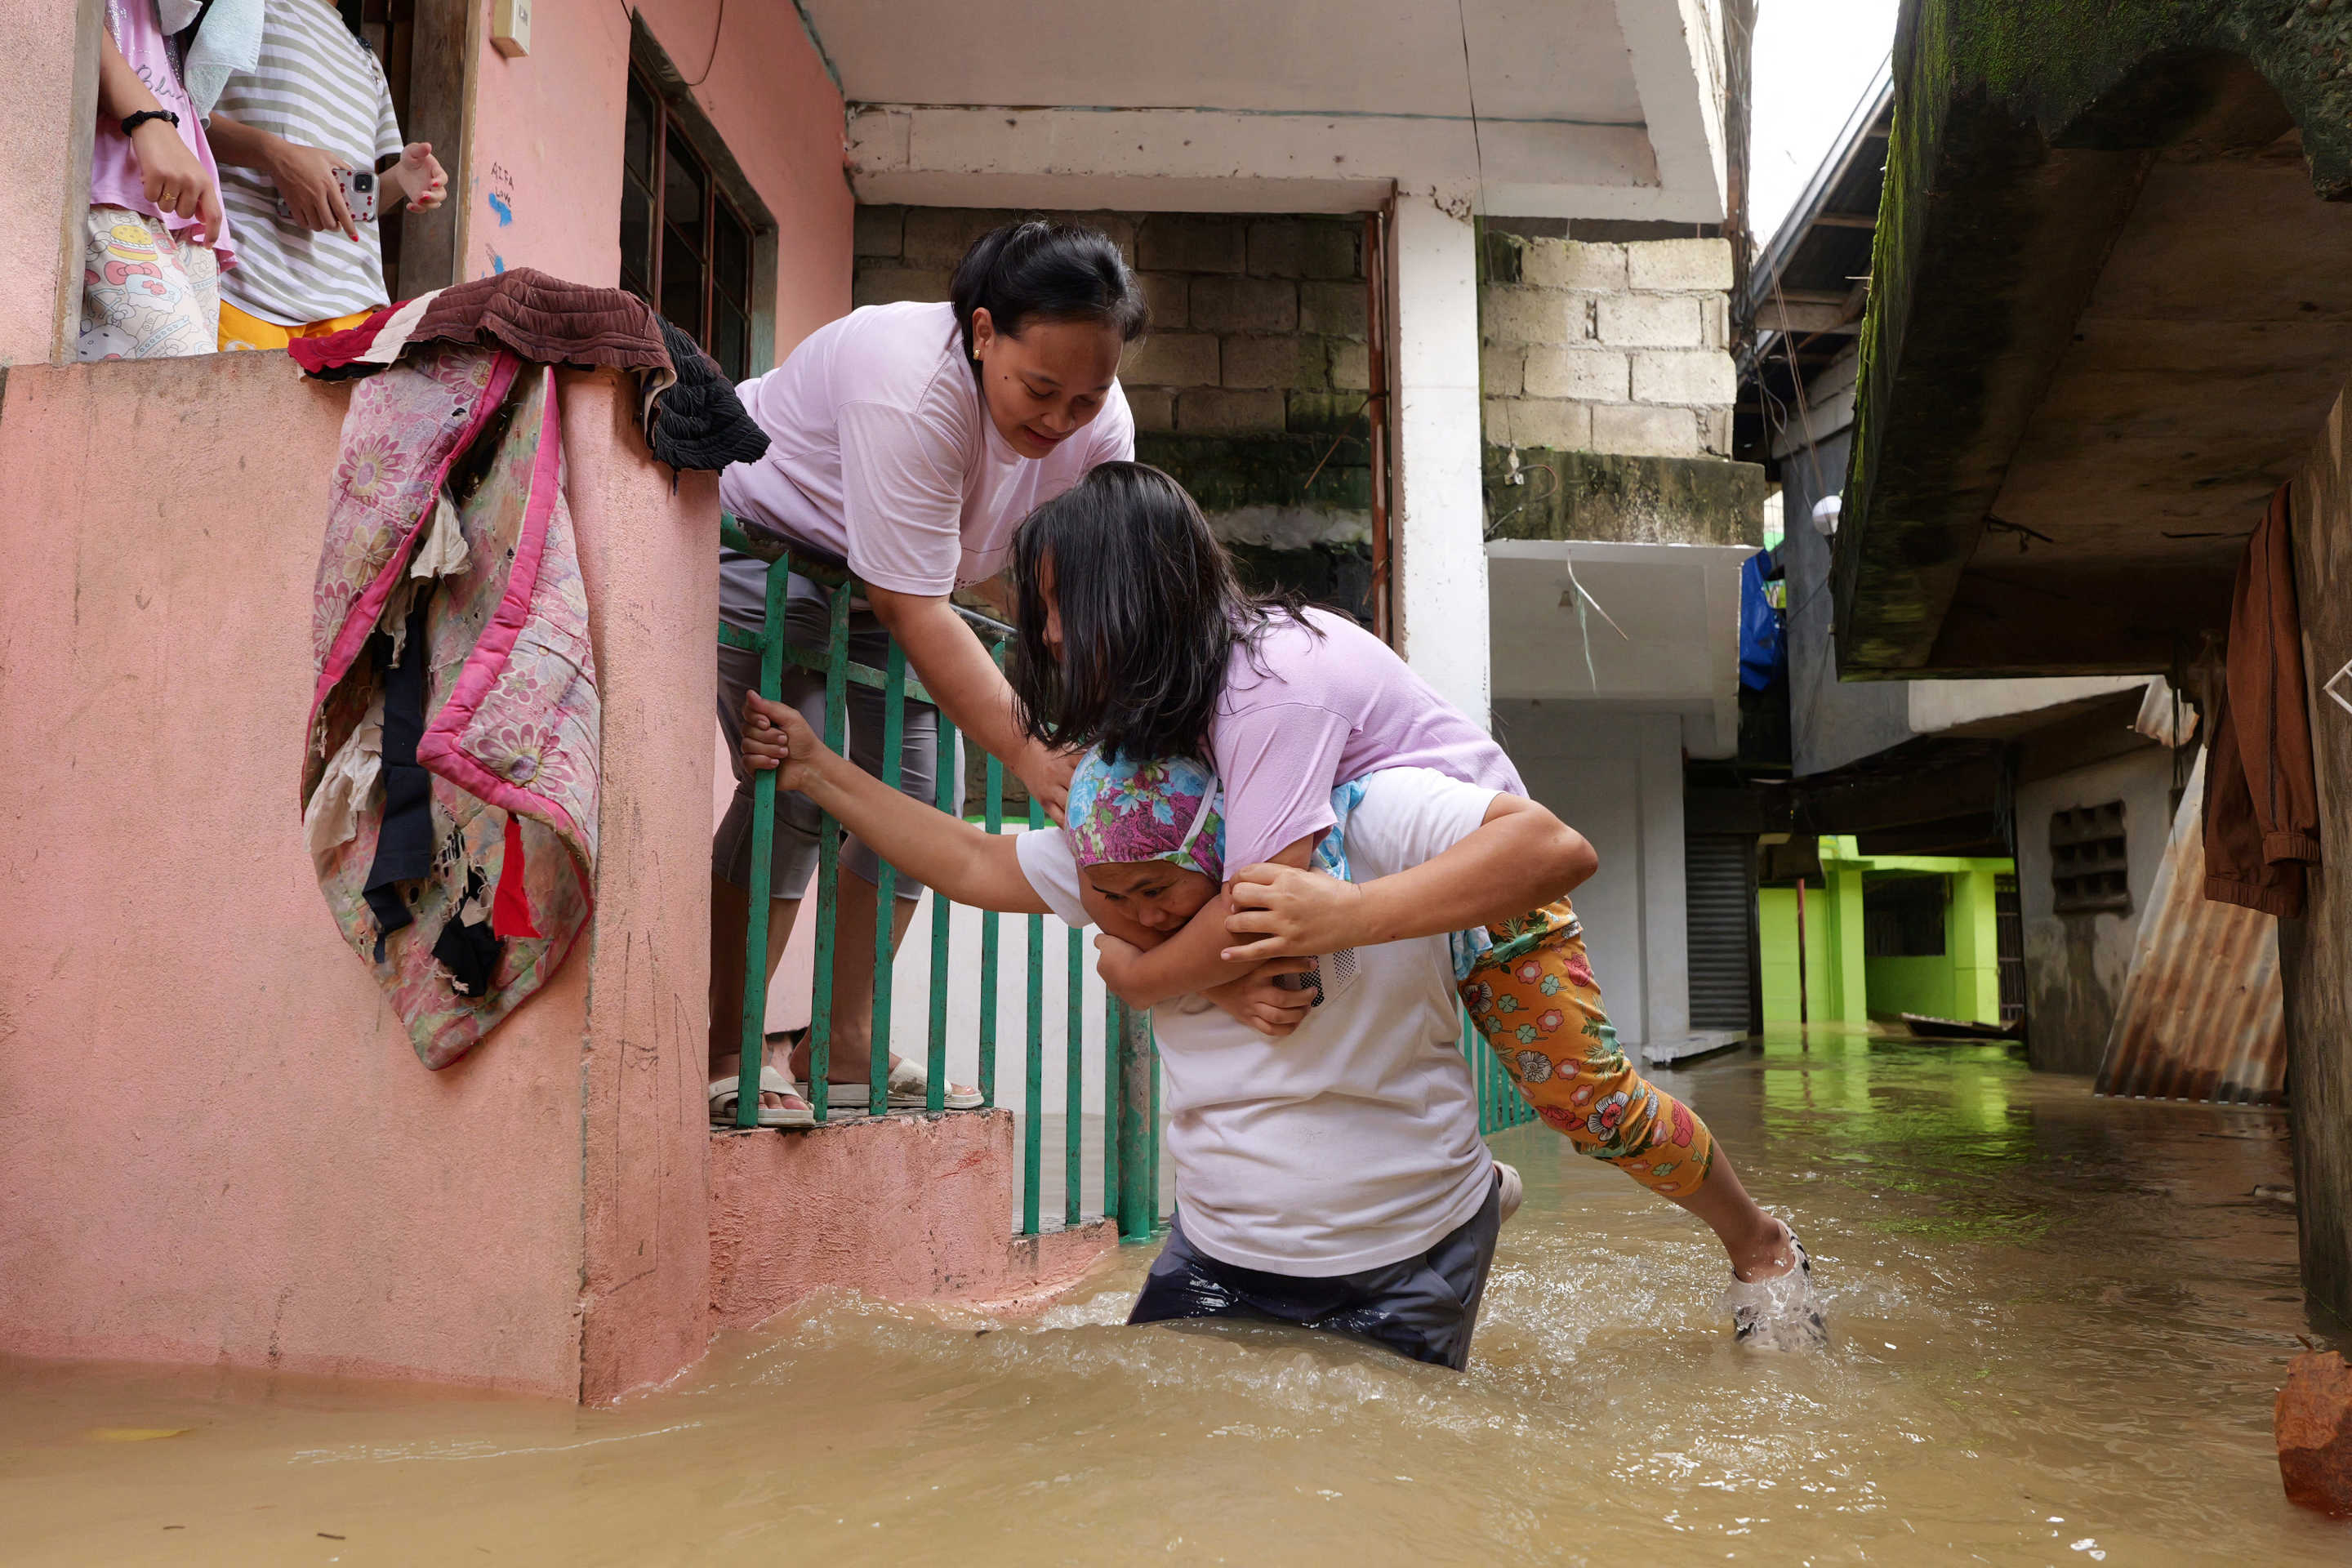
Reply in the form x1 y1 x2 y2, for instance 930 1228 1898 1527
716 301 1134 626
1016 768 1498 1276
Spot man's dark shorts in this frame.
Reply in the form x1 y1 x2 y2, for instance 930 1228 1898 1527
1126 1171 1503 1370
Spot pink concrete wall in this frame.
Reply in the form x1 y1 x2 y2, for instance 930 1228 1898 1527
561 372 723 1403
0 0 90 363
0 354 583 1394
709 1112 1118 1332
460 0 853 362
0 354 715 1401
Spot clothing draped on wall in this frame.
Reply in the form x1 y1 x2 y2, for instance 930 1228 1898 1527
302 344 599 1067
295 270 766 1066
2204 483 2323 920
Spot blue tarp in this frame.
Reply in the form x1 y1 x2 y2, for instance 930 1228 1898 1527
1739 550 1785 691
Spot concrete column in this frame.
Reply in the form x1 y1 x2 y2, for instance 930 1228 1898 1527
1820 847 1870 1023
1950 866 2003 1025
1637 713 1690 1045
1386 193 1490 727
0 0 98 364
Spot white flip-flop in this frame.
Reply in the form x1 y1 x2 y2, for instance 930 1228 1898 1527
826 1057 983 1111
709 1064 816 1129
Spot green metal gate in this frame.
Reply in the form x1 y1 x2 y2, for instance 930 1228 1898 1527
716 517 1161 1241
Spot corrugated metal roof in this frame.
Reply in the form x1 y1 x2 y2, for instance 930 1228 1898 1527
2096 751 2287 1107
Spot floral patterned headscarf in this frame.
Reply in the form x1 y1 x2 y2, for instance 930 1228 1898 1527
1067 752 1227 881
1066 751 1356 886
1066 750 1494 977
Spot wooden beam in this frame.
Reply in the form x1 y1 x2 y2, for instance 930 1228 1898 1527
1813 211 1878 228
1757 301 1861 334
399 0 478 291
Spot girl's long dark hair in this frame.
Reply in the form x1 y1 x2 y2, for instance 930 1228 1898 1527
1009 463 1314 761
950 220 1149 368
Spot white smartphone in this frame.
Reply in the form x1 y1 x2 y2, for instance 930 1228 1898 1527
276 167 378 225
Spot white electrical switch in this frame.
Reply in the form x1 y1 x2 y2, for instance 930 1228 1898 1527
492 0 531 58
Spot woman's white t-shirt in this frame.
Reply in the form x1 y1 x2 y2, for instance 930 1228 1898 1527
1015 768 1499 1277
717 301 1134 626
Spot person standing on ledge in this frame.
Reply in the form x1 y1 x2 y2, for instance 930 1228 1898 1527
706 220 1147 1126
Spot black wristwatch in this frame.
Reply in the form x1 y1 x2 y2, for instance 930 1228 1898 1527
121 109 180 136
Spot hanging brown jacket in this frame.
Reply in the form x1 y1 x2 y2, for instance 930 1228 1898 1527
2203 483 2321 918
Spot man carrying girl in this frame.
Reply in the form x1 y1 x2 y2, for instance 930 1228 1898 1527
735 438 1826 1360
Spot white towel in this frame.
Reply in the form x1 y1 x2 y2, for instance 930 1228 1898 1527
305 693 385 858
171 0 266 119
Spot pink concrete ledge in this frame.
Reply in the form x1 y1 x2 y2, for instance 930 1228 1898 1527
708 1109 1120 1333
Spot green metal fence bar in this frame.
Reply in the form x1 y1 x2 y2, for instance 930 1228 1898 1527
979 757 1003 1107
1102 995 1121 1218
1022 796 1046 1236
727 538 793 1130
1460 1004 1535 1135
867 643 907 1117
1149 1030 1162 1231
1116 1000 1156 1240
806 580 853 1123
925 719 958 1116
1065 924 1084 1228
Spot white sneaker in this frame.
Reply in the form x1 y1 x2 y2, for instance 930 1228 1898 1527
1722 1231 1829 1351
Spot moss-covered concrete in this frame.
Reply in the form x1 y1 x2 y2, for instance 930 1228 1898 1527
1132 430 1374 621
1483 448 1765 547
1134 431 1373 518
1842 0 2352 676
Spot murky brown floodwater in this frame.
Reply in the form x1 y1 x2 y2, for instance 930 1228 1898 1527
7 1029 2347 1565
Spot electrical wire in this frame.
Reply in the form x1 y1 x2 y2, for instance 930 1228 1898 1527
1452 0 1489 209
686 0 727 87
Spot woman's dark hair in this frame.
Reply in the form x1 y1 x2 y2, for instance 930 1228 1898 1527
1009 463 1312 761
951 220 1150 365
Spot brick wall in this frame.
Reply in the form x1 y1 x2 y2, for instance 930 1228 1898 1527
854 207 1377 620
1480 231 1736 461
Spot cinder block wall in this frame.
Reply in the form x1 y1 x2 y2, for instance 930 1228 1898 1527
1480 230 1736 461
854 207 1376 620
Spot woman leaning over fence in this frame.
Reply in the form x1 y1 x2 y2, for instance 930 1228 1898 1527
709 221 1148 1127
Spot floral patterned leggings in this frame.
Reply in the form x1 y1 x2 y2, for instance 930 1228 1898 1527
1458 898 1715 1200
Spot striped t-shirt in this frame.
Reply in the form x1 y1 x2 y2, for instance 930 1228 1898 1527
211 0 403 327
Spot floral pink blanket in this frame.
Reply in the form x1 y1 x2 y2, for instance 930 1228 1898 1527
301 344 599 1068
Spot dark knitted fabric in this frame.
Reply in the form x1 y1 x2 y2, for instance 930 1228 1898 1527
647 314 769 471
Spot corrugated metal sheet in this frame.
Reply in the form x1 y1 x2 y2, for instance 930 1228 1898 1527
2096 751 2287 1106
1686 834 1755 1031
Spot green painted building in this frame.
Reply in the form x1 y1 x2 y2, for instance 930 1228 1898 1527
1757 837 2011 1027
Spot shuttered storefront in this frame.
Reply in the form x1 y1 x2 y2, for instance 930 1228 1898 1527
1686 834 1756 1033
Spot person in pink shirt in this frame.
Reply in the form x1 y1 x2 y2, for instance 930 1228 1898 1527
709 221 1147 1125
80 0 233 360
1001 463 1825 1344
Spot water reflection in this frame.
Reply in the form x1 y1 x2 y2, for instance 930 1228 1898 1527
4 1030 2344 1564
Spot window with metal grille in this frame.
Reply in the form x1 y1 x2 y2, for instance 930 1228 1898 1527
2051 800 2131 914
1864 875 1945 958
621 67 754 381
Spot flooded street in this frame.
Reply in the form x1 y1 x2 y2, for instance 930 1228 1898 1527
7 1030 2345 1565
